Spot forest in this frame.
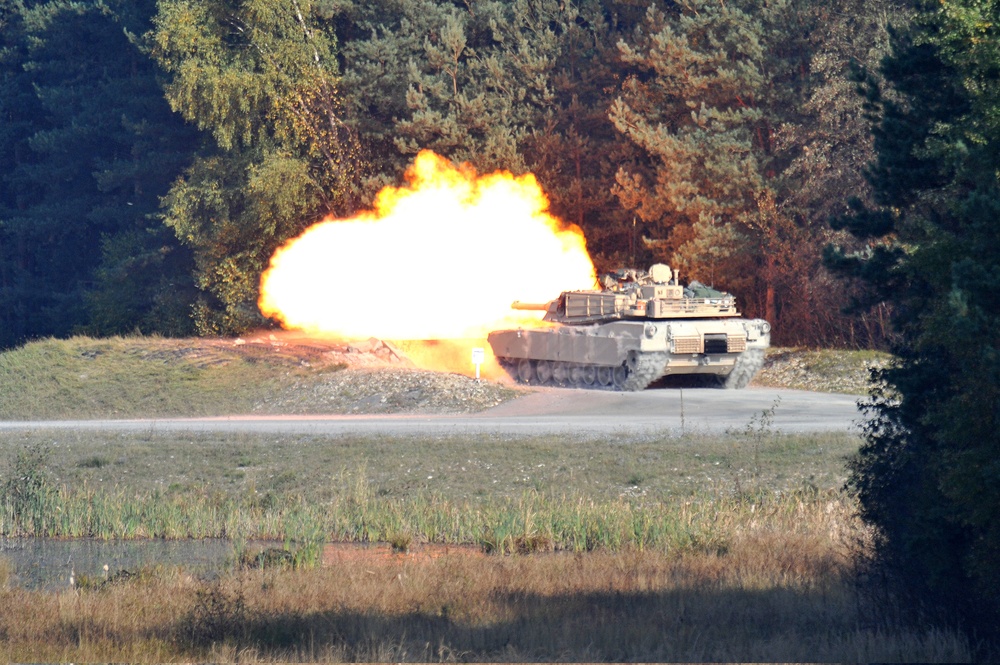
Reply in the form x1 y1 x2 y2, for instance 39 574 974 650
0 0 904 349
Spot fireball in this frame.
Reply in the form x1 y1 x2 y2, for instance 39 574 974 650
259 150 596 374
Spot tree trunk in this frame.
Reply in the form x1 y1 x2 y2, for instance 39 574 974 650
765 252 776 325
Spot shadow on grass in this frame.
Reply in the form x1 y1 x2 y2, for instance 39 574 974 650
175 584 965 662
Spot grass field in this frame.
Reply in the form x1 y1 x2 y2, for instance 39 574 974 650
0 335 516 419
0 335 971 661
0 426 973 661
0 336 297 419
1 428 857 547
7 428 857 502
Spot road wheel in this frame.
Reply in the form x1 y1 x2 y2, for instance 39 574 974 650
612 365 628 390
535 360 552 385
517 359 535 384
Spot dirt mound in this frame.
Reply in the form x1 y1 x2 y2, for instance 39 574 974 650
205 331 520 415
205 331 414 369
260 365 518 414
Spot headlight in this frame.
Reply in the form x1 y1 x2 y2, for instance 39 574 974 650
644 323 658 338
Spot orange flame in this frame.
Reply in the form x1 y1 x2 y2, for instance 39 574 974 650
259 150 596 375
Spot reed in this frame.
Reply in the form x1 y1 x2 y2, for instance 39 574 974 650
0 463 851 559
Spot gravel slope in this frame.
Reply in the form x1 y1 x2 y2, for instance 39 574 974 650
754 348 890 396
258 366 519 414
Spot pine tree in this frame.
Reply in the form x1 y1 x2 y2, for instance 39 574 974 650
524 0 643 272
608 0 893 345
833 0 1000 643
609 0 779 317
777 0 906 346
338 0 651 272
0 0 200 347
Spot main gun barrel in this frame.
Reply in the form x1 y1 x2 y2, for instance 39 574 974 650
511 301 552 311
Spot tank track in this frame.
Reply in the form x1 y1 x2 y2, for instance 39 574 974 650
498 348 764 392
723 347 765 389
497 352 669 392
621 351 670 391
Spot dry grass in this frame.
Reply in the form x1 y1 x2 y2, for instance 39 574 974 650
0 503 971 661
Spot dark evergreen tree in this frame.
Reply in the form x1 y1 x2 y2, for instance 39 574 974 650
0 0 200 347
0 0 47 347
831 0 1000 644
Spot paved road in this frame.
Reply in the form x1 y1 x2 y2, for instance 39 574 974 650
0 386 864 438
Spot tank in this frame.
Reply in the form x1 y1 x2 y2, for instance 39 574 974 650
488 264 770 391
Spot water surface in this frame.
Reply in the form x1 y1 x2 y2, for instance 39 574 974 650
0 537 236 589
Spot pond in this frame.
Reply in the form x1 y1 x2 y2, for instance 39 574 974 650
0 537 238 589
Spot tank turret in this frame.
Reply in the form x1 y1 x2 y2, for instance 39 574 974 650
488 264 770 391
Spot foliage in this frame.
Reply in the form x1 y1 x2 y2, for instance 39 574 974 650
150 0 363 334
0 0 915 346
1 442 52 534
833 0 1000 644
183 581 252 647
608 0 901 345
528 0 659 272
610 0 766 276
336 0 640 265
0 0 200 347
390 0 559 172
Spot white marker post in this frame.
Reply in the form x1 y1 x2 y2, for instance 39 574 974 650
471 347 485 381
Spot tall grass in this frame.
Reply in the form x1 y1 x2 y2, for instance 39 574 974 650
0 429 974 660
0 425 862 559
0 455 852 559
0 537 972 662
